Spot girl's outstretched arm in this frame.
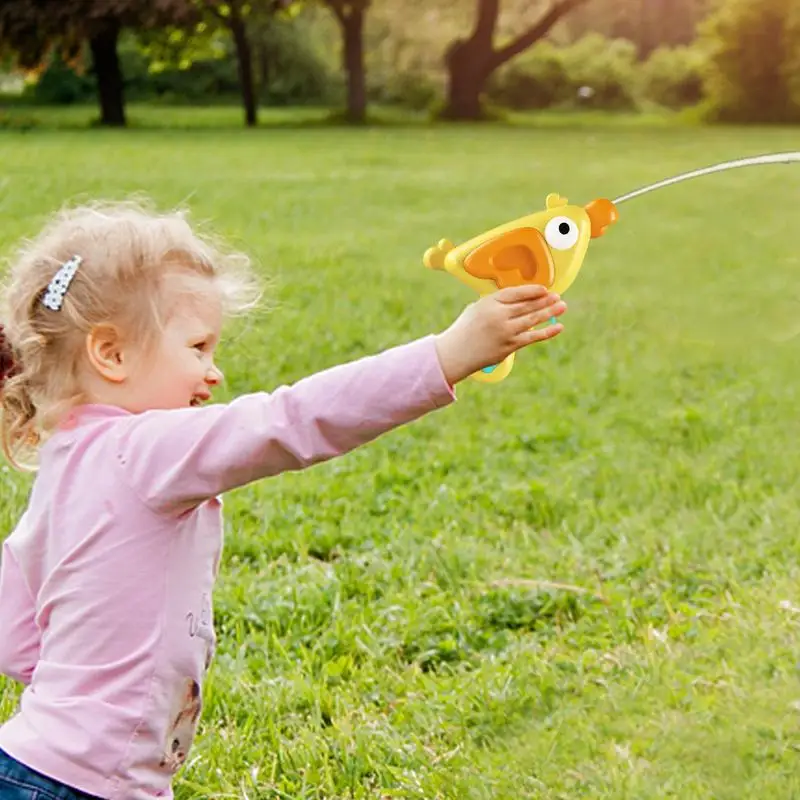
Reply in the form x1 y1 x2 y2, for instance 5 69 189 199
115 335 455 516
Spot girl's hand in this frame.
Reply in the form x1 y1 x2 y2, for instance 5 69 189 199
434 285 566 385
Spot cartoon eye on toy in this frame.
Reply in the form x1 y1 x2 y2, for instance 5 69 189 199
424 151 800 384
544 216 579 251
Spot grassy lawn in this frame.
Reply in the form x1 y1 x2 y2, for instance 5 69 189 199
2 106 800 798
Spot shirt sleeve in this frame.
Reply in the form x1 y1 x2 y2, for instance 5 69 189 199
0 538 41 685
116 335 456 516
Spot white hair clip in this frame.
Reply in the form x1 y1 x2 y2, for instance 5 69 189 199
42 255 82 312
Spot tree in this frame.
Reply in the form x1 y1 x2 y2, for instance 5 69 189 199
322 0 369 123
193 1 300 126
196 0 370 124
787 2 800 110
442 0 591 120
699 0 800 123
201 1 258 125
0 0 195 126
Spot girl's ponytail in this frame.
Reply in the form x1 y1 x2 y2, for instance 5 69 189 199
0 323 38 469
0 324 16 388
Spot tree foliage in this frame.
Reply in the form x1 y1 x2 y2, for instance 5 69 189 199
699 0 800 123
5 0 799 125
0 0 194 68
560 0 711 55
0 0 195 125
190 1 304 125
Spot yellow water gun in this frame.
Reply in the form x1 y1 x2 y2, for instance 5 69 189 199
424 193 617 382
424 152 800 384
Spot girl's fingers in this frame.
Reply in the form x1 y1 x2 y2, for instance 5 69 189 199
517 321 564 345
507 291 562 318
495 284 550 304
511 301 567 334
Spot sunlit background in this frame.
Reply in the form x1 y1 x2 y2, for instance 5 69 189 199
2 1 800 798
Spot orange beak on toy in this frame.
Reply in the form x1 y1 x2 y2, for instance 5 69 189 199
585 198 619 238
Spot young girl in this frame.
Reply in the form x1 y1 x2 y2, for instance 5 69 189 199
0 201 566 800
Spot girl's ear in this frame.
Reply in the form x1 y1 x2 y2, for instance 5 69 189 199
85 324 128 384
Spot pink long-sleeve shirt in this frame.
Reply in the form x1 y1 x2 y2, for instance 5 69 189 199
0 336 455 799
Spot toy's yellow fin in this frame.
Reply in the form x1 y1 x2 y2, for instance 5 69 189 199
423 239 454 271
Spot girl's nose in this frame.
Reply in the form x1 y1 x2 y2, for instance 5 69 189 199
206 364 224 385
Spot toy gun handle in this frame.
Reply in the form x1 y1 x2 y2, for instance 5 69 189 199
471 353 515 383
424 241 517 384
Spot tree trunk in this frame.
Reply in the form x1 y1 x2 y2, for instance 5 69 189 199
89 21 126 127
340 6 367 123
443 39 493 120
441 0 498 120
443 0 591 120
230 9 257 127
257 38 270 101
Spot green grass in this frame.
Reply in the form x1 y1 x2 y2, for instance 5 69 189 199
2 106 800 798
0 101 689 131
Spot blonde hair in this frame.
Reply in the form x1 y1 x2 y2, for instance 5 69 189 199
0 199 262 470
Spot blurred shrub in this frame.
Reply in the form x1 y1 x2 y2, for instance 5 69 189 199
370 70 440 110
120 38 240 103
486 42 571 110
698 0 800 123
638 45 706 109
559 34 639 110
24 19 336 108
486 34 638 111
252 18 337 106
789 9 800 111
486 34 713 113
27 52 94 104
